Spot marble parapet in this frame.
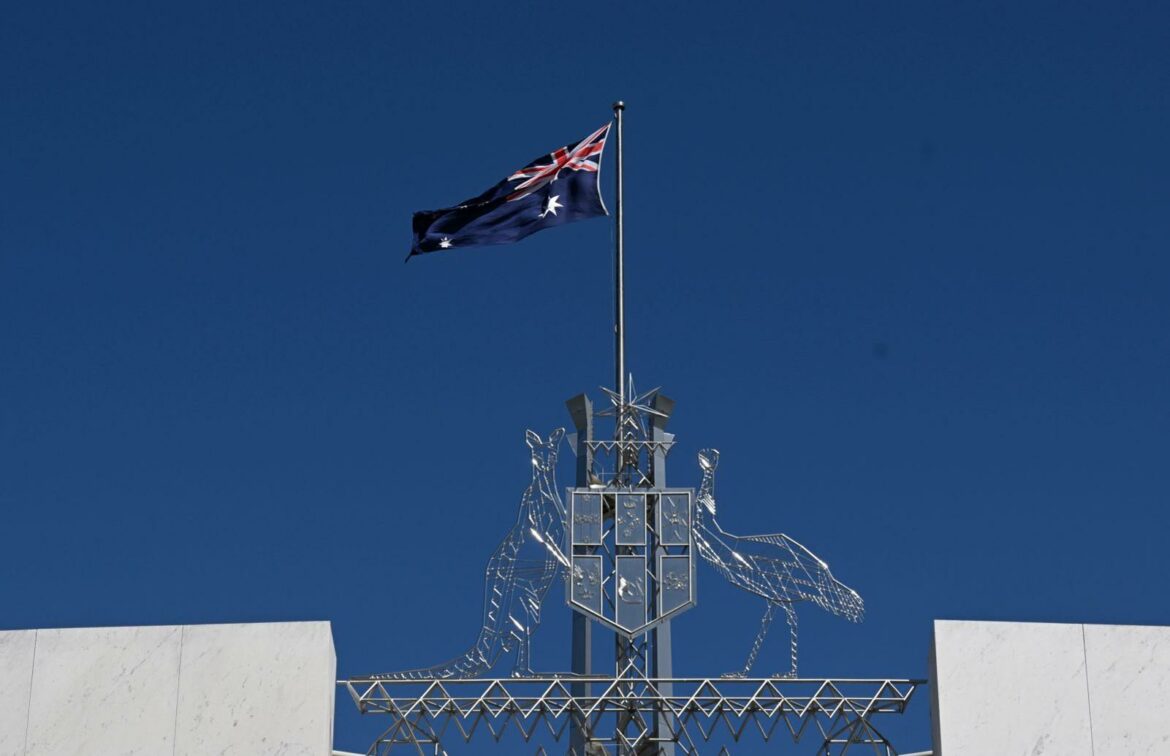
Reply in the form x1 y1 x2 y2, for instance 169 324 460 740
0 621 335 756
931 619 1170 756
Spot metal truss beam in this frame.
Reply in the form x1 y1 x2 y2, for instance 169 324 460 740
341 672 925 755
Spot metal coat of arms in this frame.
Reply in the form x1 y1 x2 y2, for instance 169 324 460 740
568 487 696 637
340 106 929 756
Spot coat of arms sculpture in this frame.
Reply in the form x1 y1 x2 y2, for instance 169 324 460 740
349 383 919 755
567 487 695 636
344 104 923 755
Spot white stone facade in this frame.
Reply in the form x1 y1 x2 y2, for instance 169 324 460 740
931 619 1170 756
0 621 335 756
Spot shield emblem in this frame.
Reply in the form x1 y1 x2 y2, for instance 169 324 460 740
567 488 696 637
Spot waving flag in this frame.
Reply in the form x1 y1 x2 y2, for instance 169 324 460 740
408 123 611 259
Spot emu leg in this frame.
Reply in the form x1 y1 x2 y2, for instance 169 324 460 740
772 603 798 679
724 602 776 678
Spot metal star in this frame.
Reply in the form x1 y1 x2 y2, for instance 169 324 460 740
598 375 665 417
598 375 667 440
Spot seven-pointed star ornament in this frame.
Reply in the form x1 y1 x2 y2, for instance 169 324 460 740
598 375 668 441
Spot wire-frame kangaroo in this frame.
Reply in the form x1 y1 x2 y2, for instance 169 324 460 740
693 449 864 678
379 428 567 679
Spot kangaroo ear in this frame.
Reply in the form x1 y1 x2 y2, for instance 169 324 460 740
525 429 541 449
547 428 565 447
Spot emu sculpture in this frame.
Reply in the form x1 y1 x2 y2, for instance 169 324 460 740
693 449 864 678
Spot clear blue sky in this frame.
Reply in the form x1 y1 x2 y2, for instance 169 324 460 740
2 2 1168 752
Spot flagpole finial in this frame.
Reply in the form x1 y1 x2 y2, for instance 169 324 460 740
612 101 625 112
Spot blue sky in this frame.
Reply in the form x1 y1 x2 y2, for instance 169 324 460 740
2 1 1168 752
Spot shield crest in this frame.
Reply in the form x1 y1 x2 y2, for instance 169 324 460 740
567 488 696 637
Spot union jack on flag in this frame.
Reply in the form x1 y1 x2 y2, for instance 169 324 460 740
409 123 611 259
506 123 609 201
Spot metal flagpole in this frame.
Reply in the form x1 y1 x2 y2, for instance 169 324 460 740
611 98 640 755
613 101 625 407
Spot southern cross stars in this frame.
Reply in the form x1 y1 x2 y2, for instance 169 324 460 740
539 195 563 219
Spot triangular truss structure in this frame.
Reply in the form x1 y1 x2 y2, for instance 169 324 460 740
340 668 924 755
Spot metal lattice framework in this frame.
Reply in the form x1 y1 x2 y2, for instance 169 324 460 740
341 669 924 755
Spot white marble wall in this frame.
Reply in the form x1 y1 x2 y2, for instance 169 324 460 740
174 621 336 755
1083 623 1170 755
0 621 334 756
25 625 183 755
0 630 36 756
931 619 1170 756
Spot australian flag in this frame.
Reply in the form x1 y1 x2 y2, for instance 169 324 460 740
408 123 611 259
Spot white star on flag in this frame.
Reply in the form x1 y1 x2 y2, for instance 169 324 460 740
539 195 563 218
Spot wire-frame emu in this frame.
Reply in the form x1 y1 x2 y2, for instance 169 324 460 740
692 449 864 678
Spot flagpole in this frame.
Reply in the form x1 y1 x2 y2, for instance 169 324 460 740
613 101 625 407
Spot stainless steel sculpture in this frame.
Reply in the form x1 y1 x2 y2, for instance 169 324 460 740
378 428 567 680
350 107 923 754
693 448 865 679
567 486 696 636
349 407 915 754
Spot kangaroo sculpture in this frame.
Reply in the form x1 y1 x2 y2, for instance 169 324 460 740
379 428 566 679
693 448 864 678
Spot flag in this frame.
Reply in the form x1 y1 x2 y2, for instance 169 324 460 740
408 123 611 259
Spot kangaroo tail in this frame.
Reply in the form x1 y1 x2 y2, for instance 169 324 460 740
372 625 505 680
373 645 493 681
